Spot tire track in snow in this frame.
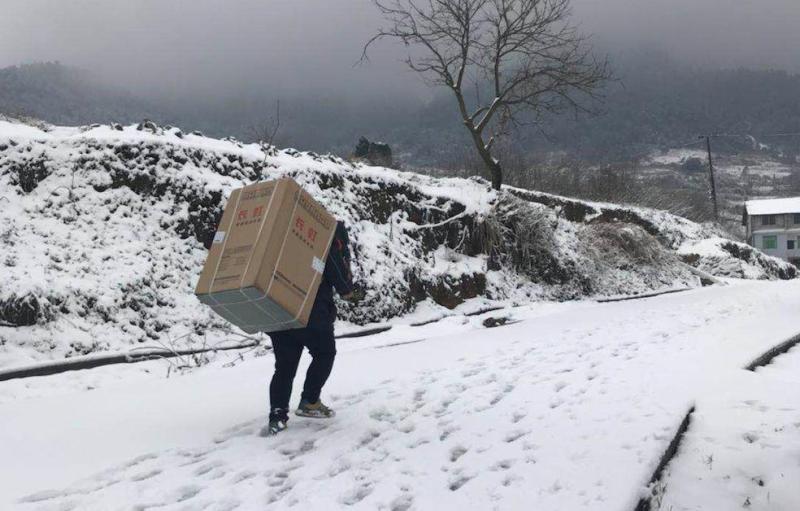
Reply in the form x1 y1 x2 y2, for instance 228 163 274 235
633 406 695 511
744 332 800 371
597 287 692 303
636 329 800 510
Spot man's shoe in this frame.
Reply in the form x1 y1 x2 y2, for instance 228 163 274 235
260 418 288 437
295 399 335 419
260 408 289 437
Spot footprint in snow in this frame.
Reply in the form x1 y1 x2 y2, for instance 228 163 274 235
396 420 416 434
449 445 468 462
369 406 396 423
130 469 162 482
18 490 69 504
502 474 520 487
511 411 527 424
340 482 374 505
358 429 382 448
194 460 224 476
407 437 431 449
171 484 204 503
266 483 294 505
230 470 257 484
504 429 529 443
121 453 160 469
439 424 460 441
490 459 515 471
209 498 241 511
461 367 483 378
389 493 414 511
448 470 473 491
325 458 352 478
743 432 759 444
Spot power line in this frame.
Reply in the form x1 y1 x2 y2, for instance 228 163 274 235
759 132 800 138
672 138 707 148
714 136 742 153
702 132 800 138
664 132 800 148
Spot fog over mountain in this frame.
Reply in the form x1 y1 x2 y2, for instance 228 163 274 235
577 0 800 73
0 1 417 101
2 0 798 101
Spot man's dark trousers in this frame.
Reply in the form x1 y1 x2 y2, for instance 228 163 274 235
269 322 336 416
268 220 353 422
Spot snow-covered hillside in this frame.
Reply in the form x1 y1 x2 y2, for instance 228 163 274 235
0 119 794 366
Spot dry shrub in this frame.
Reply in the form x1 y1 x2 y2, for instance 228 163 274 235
587 223 671 268
476 195 570 284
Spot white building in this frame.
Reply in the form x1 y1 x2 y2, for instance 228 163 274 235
743 197 800 266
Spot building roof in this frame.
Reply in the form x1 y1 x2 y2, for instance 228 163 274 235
745 197 800 216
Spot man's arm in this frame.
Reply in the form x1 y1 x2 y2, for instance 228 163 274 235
326 222 355 298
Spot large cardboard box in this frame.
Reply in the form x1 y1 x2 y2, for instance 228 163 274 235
195 178 337 333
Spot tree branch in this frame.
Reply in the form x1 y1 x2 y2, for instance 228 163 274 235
364 0 610 189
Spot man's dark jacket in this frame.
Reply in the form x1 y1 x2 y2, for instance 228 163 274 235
307 221 354 328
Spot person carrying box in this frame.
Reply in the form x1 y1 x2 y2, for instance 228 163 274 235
194 178 361 437
262 220 359 436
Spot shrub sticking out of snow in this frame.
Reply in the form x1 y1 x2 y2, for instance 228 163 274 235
0 119 791 364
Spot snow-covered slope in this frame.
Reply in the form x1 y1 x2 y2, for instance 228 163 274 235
0 119 794 365
678 238 798 280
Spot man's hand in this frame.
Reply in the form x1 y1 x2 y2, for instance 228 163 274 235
341 287 366 303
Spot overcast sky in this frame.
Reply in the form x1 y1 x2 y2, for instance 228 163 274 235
1 0 798 100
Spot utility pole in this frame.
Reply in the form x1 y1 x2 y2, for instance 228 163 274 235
700 135 719 222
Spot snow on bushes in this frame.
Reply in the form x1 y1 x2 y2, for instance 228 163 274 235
0 118 788 364
679 238 798 280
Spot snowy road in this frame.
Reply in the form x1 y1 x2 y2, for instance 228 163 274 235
1 280 799 510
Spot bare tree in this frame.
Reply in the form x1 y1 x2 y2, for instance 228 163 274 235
250 99 282 154
363 0 610 189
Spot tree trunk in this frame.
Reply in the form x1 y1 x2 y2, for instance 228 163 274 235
489 161 502 190
453 89 503 190
476 146 502 190
466 128 503 190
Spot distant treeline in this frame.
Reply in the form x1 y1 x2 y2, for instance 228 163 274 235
1 54 799 167
404 50 800 167
0 62 157 126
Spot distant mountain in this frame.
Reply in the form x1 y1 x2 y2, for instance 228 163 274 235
1 58 798 170
0 62 158 126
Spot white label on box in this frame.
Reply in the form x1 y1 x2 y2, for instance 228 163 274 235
213 231 226 244
312 256 325 273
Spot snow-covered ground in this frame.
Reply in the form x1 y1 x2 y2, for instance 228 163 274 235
659 346 800 511
2 280 798 510
647 148 796 180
